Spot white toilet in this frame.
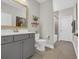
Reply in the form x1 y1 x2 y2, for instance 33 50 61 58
35 34 46 51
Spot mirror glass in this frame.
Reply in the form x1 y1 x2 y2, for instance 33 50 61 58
1 0 27 28
16 16 27 28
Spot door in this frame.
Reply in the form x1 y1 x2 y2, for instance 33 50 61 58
23 38 35 59
59 15 73 41
1 41 22 59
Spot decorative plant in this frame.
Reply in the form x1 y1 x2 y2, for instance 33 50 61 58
33 15 39 21
32 15 39 33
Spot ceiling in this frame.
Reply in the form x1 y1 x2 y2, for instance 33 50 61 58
35 0 47 3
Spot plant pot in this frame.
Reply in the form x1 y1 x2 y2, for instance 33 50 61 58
31 22 39 27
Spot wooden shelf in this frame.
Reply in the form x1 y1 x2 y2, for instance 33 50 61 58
31 22 39 27
31 22 39 25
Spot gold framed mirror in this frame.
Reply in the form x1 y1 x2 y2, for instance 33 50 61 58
1 0 28 29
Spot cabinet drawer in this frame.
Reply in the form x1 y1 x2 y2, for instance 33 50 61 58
14 34 26 41
1 36 13 44
26 34 29 39
29 33 35 38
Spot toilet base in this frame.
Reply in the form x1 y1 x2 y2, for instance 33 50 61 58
45 44 54 49
35 39 46 51
36 46 45 51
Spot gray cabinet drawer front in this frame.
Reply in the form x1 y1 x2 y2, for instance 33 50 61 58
14 34 26 41
1 36 13 44
29 33 35 38
26 34 29 39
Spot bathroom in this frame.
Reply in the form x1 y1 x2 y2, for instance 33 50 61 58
1 0 78 59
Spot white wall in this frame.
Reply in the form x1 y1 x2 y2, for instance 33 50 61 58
40 0 54 45
53 0 75 11
27 0 40 32
59 7 74 17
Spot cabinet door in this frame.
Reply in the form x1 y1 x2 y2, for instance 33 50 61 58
23 38 35 59
1 41 22 59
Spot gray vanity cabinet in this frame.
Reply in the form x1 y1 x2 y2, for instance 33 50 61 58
1 41 22 59
1 33 35 59
23 38 35 59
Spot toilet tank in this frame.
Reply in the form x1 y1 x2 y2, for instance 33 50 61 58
35 34 40 40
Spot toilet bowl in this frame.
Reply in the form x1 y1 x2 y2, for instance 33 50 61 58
35 34 46 51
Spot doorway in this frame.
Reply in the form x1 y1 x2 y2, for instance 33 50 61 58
59 15 73 41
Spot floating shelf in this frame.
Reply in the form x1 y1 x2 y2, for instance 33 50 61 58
31 22 39 25
31 22 39 27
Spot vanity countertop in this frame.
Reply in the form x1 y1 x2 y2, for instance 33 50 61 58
1 30 35 36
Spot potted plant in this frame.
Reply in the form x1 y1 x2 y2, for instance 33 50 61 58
32 15 39 27
33 15 39 23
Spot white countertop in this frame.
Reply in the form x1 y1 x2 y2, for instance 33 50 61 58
1 30 35 36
